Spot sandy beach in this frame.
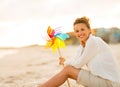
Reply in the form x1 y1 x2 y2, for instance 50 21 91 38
0 44 120 87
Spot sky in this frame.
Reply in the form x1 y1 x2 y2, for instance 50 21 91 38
0 0 120 47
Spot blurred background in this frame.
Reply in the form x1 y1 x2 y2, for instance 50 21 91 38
65 27 120 45
0 0 120 47
0 0 120 87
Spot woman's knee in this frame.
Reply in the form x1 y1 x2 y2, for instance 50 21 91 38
62 65 80 78
61 66 72 76
63 65 73 72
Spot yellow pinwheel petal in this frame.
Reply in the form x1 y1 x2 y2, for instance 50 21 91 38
59 39 65 48
51 38 66 52
51 43 58 52
58 38 65 47
45 41 53 48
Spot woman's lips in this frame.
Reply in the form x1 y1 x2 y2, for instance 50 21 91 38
78 35 84 38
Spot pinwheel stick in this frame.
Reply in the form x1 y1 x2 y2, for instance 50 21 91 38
45 26 70 87
57 47 62 57
57 47 71 87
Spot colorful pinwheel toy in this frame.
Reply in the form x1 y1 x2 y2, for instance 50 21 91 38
45 26 69 52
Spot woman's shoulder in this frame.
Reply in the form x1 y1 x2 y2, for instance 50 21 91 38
90 34 110 49
87 34 104 46
85 34 98 46
90 34 99 38
88 34 98 42
89 34 103 41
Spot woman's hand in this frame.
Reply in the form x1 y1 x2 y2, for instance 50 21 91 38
59 57 65 66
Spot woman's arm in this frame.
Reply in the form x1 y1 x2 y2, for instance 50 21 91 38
71 36 98 68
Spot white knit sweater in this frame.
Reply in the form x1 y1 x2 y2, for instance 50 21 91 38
67 35 120 83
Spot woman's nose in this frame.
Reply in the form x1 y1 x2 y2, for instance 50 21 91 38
78 32 82 35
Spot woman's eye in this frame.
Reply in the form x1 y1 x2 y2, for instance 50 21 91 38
75 30 79 32
81 28 85 31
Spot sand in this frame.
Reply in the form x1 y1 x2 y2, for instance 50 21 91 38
0 44 120 87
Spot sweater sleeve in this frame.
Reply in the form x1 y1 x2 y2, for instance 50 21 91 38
71 36 98 68
64 45 83 66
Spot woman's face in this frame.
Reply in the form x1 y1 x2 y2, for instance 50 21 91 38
74 23 91 43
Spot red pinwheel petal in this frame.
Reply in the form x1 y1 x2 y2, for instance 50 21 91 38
47 26 55 39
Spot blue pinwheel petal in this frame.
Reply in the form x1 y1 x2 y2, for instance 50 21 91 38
56 33 69 40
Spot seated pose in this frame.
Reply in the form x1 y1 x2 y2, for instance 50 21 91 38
38 17 120 87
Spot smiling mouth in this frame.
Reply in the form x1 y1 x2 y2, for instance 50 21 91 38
78 35 84 38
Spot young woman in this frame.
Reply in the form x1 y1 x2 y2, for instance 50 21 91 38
38 17 120 87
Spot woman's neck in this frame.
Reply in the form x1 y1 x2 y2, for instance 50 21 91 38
80 41 86 47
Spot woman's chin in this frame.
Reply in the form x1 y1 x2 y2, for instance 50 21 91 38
80 38 85 41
